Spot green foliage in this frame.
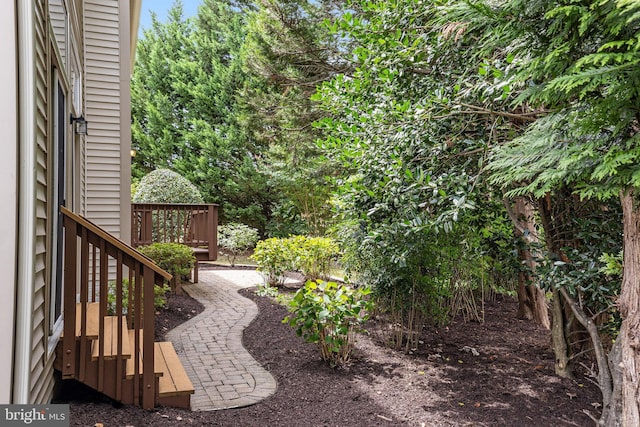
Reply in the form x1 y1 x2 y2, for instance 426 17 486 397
254 283 280 298
483 0 640 200
311 0 517 345
600 251 623 277
288 235 340 281
218 223 260 266
283 280 373 367
251 237 295 286
132 1 270 230
240 0 347 235
132 169 204 203
107 279 170 316
251 235 339 285
138 243 196 282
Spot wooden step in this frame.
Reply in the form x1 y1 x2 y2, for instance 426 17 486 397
90 316 132 360
155 341 194 401
125 330 163 379
61 302 100 339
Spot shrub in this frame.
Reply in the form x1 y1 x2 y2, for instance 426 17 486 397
294 236 339 281
251 237 295 286
107 279 169 316
251 235 339 285
132 169 204 203
284 280 373 367
218 223 260 266
138 243 195 290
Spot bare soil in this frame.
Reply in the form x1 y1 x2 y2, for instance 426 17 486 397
64 270 601 426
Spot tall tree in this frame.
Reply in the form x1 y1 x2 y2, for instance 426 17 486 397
315 0 523 345
239 0 349 235
482 0 640 423
132 1 269 230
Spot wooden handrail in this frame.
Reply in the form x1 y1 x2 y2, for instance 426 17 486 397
62 207 172 281
60 206 172 409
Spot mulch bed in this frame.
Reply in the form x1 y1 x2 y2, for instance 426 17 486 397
64 270 601 426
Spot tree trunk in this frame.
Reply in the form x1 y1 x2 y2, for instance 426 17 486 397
551 287 573 378
509 197 550 329
602 338 622 426
559 287 614 425
537 195 573 377
617 188 640 426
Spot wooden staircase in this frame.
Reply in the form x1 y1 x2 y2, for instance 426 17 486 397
56 207 194 409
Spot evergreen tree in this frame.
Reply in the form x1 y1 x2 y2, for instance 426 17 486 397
132 0 269 230
239 0 350 236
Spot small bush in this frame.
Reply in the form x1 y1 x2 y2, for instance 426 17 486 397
294 236 339 281
284 280 373 367
251 237 295 286
138 243 195 289
218 223 260 266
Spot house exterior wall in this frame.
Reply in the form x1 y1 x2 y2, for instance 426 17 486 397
0 0 18 404
84 0 132 243
29 0 56 404
8 0 135 404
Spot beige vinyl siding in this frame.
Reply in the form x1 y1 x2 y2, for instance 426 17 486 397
119 0 133 242
84 0 131 241
30 0 55 404
67 0 85 214
49 0 66 66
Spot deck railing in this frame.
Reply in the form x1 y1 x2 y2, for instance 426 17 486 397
60 206 172 409
131 203 218 261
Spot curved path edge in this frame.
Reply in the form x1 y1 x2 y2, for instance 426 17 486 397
166 270 277 411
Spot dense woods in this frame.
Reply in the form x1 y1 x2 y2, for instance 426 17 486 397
132 0 640 424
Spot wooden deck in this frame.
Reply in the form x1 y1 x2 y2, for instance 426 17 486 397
131 203 218 261
131 203 219 286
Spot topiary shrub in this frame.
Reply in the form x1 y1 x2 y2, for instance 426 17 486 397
132 169 204 203
218 223 260 266
138 243 196 292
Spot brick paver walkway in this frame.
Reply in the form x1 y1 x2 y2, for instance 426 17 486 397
166 269 277 411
